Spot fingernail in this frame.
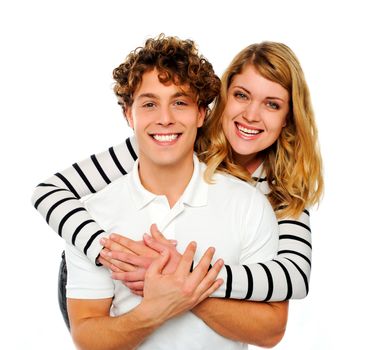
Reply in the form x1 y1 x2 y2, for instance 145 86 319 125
170 240 178 246
100 238 106 244
144 233 151 240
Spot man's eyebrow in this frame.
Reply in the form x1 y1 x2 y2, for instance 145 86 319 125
136 91 194 100
136 93 158 100
173 91 190 97
172 91 196 100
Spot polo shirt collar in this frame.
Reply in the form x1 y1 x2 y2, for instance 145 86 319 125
128 154 208 210
252 162 265 178
180 155 208 207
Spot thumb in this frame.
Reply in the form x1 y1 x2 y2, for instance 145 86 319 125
150 224 173 244
143 233 166 254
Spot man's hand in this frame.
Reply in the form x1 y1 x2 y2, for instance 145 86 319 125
138 241 224 323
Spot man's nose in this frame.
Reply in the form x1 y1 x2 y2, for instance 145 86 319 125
158 106 175 125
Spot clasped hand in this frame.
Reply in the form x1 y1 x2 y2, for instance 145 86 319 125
98 224 223 297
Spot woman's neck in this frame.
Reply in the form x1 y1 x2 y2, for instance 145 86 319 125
234 152 264 175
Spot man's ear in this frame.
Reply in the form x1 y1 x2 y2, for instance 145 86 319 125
197 107 206 128
125 107 134 129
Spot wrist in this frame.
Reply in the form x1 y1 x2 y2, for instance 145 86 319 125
191 298 209 316
134 300 166 328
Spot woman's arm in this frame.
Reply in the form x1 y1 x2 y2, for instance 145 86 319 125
213 209 312 301
31 137 138 264
33 136 311 300
103 209 311 302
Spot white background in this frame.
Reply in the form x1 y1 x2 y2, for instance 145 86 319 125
1 0 365 349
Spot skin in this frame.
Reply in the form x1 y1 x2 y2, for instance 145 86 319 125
69 243 224 350
222 64 289 173
125 68 205 207
98 64 292 347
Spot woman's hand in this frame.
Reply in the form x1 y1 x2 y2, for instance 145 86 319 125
98 224 181 295
144 224 182 275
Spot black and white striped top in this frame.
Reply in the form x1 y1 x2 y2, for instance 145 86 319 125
32 137 312 301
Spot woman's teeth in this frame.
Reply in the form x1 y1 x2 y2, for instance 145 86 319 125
237 124 260 135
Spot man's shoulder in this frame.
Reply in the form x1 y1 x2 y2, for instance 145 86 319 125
209 169 257 194
198 163 271 211
83 174 131 207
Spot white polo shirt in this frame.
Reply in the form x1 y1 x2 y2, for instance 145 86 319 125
66 155 279 350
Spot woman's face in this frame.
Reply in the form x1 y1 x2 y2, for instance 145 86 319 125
222 64 290 171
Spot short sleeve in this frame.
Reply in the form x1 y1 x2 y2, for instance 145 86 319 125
65 243 115 299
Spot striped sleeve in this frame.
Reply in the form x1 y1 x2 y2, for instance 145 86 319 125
212 209 311 301
31 137 138 264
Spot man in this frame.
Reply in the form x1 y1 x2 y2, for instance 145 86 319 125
66 35 285 349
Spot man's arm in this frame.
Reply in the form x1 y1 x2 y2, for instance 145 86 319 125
68 298 162 350
192 299 288 348
67 243 224 350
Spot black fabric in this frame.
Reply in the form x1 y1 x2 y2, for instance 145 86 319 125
58 251 70 330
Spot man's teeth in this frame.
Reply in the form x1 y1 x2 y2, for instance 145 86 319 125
152 134 179 142
237 125 260 135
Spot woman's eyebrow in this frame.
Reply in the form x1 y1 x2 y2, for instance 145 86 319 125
232 85 286 102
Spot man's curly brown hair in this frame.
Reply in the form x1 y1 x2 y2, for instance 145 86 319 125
113 34 221 115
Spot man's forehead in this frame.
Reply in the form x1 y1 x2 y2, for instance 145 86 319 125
135 70 197 100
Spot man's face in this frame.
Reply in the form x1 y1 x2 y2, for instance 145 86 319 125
126 69 205 170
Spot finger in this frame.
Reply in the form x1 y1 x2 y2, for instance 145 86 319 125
168 239 178 246
194 259 224 301
150 224 176 245
174 241 197 276
98 256 120 271
124 281 144 291
99 249 136 272
110 233 161 258
107 251 152 269
111 269 146 282
196 278 224 304
189 247 216 286
143 233 169 254
100 236 137 256
146 249 170 277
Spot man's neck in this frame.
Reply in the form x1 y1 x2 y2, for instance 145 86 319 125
137 155 195 208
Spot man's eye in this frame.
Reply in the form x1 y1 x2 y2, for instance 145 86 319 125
143 102 155 108
175 100 188 106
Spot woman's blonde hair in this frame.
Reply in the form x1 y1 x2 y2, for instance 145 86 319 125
196 41 323 218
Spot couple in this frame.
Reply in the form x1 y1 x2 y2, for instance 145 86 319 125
32 34 323 349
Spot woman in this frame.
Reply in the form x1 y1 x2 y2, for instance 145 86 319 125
32 40 323 325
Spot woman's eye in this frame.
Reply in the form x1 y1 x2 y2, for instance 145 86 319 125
267 101 280 110
234 91 248 100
